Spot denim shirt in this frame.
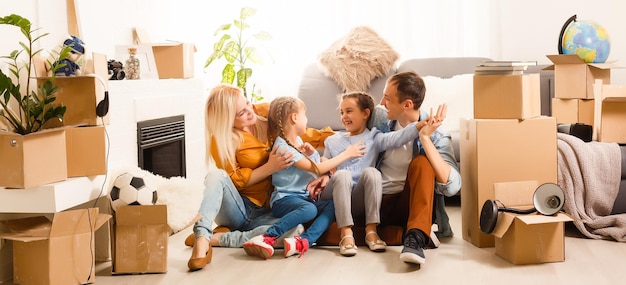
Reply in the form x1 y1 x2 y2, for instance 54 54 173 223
372 105 461 197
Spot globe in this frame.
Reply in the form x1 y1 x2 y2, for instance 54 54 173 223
560 18 611 63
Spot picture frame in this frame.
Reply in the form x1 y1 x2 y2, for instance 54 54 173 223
114 45 159 80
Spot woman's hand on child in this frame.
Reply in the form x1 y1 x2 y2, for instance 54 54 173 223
267 144 294 173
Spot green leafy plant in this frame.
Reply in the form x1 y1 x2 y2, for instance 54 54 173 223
0 14 71 135
204 7 272 102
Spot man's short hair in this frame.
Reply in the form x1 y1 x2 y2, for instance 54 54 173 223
388 71 426 110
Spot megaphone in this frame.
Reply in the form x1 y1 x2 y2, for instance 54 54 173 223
479 183 565 234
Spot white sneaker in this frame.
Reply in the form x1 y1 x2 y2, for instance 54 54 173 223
275 224 305 249
243 235 276 259
283 236 309 258
428 229 441 249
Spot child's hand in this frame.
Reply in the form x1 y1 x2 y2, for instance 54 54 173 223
344 141 366 158
307 174 329 201
299 142 316 156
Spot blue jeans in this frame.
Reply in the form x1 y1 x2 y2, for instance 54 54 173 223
268 195 335 244
194 168 278 246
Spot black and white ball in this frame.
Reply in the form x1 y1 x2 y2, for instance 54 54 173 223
109 172 158 212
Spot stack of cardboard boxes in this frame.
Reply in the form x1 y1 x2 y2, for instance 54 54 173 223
461 66 572 265
1 57 172 283
546 54 624 141
0 72 111 284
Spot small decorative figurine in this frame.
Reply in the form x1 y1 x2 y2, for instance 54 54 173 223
54 35 85 76
125 47 140 79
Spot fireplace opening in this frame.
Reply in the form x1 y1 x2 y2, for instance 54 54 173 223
137 115 186 178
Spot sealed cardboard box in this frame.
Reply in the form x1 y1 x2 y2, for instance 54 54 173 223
151 42 196 79
491 181 573 265
551 98 595 126
545 54 620 99
473 73 541 119
460 116 557 248
0 208 110 285
599 84 626 143
0 128 67 189
65 125 106 177
112 205 168 274
38 76 109 128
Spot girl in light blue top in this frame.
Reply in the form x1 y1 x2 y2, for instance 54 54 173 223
242 96 364 259
321 92 423 256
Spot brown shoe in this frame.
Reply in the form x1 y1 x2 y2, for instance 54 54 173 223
184 226 231 247
187 243 212 271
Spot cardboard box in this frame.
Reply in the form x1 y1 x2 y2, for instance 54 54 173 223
39 76 109 128
545 54 620 99
551 98 595 126
598 84 626 143
151 42 196 79
65 125 106 177
0 208 110 285
460 116 557 248
0 128 67 189
112 205 168 274
491 181 573 265
473 73 541 119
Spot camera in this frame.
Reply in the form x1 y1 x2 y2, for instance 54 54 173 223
107 60 126 80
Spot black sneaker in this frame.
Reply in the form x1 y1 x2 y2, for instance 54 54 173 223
399 229 426 265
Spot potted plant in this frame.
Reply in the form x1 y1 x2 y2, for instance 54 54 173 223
0 14 73 188
0 14 71 135
204 7 272 102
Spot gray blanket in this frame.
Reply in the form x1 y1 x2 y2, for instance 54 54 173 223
557 133 626 241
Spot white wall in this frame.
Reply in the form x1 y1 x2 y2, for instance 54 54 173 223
2 0 626 92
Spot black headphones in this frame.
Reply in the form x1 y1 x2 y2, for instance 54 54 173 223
479 183 565 234
89 74 110 117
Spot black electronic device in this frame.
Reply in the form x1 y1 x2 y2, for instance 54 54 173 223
479 183 565 234
88 74 110 117
557 123 593 142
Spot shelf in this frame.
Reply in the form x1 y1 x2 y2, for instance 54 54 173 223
0 176 106 213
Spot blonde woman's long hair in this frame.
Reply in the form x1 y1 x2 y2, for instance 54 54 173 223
204 84 266 170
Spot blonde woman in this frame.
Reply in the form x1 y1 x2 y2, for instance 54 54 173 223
188 84 296 271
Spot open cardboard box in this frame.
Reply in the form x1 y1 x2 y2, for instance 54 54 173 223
111 205 169 274
490 181 573 265
0 128 67 189
0 208 111 285
545 54 621 99
598 84 626 143
133 28 196 79
473 73 541 119
460 116 557 248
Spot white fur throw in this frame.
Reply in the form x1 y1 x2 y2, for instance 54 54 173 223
109 166 204 234
319 26 399 92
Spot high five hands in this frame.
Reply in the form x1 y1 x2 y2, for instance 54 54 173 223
416 103 448 136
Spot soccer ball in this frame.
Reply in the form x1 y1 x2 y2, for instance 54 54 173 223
109 172 158 212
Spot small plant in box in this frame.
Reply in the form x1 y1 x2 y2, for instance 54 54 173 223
0 14 72 135
204 7 272 102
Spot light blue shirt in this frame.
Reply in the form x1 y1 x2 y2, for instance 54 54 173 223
322 122 419 186
270 136 320 207
372 105 461 197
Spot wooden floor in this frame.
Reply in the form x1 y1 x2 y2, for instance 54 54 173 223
55 198 626 284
